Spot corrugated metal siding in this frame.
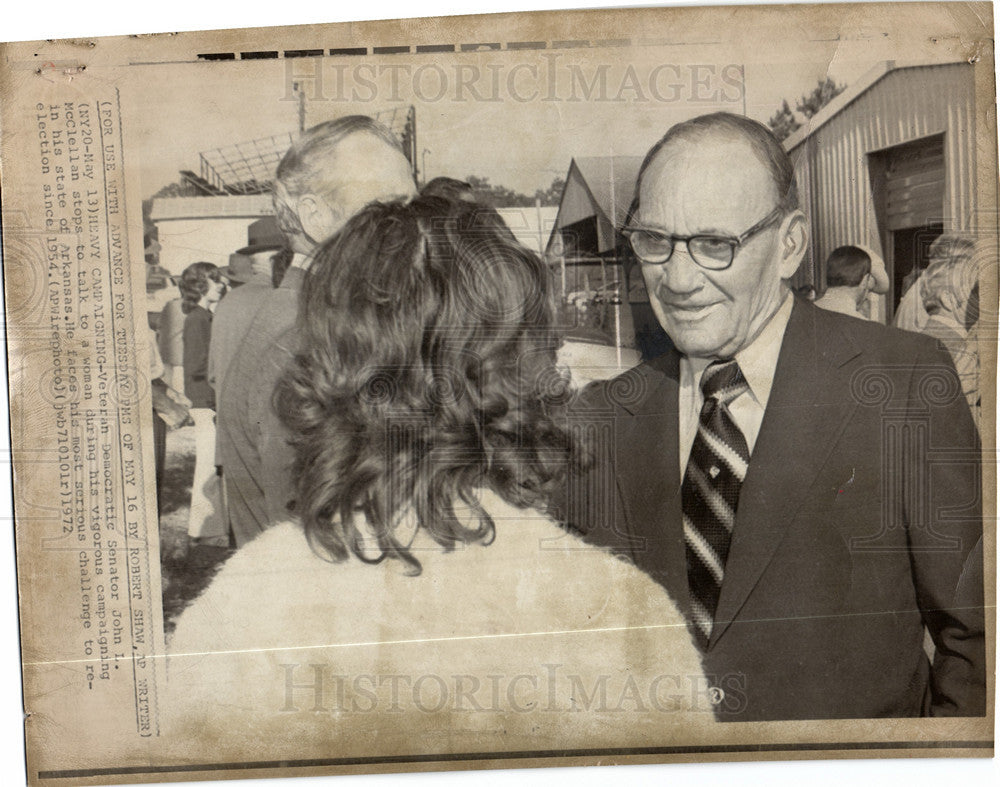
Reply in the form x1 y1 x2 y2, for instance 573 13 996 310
788 63 976 285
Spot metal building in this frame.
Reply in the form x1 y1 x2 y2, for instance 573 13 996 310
785 60 978 318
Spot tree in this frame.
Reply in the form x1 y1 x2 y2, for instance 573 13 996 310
534 177 565 206
151 180 206 199
465 175 565 208
796 76 846 119
767 76 847 142
767 100 801 143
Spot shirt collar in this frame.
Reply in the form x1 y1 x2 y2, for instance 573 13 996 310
733 293 794 409
289 251 312 271
681 292 793 408
818 287 861 312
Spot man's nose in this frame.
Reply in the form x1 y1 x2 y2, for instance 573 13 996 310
659 240 704 294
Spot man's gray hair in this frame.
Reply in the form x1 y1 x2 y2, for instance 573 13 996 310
920 237 977 316
272 116 403 238
631 112 799 222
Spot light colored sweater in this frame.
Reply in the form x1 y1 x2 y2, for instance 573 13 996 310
166 492 713 761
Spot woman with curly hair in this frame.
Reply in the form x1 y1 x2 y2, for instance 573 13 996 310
167 196 707 759
178 261 226 541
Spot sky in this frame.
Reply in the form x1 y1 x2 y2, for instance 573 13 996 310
124 50 877 200
5 0 948 200
2 4 999 787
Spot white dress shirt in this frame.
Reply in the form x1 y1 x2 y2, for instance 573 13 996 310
815 286 869 320
289 251 312 271
678 294 794 480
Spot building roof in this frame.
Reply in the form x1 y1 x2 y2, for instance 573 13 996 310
784 60 970 151
496 206 560 255
571 155 645 227
150 194 274 221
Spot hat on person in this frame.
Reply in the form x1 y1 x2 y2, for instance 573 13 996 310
221 253 255 284
235 216 284 256
856 244 890 294
145 263 173 292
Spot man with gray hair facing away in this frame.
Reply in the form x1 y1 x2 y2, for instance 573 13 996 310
217 116 417 547
919 235 979 417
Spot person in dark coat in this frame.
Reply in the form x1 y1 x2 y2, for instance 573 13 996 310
558 112 984 721
216 116 417 547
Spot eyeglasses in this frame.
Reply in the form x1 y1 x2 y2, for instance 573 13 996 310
622 206 786 271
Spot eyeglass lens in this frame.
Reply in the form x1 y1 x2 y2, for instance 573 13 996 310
630 232 734 268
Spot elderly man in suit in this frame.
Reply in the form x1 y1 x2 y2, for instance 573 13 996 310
559 112 985 721
217 116 417 547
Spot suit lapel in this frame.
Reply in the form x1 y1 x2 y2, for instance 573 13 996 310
709 300 863 647
612 352 690 612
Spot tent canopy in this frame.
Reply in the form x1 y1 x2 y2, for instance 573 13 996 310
547 155 644 257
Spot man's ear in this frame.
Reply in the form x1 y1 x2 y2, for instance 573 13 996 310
778 209 808 279
940 289 959 317
296 194 341 247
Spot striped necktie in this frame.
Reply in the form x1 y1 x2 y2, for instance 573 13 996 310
682 359 751 646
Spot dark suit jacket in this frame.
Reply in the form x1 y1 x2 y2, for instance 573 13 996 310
557 298 985 721
216 266 305 546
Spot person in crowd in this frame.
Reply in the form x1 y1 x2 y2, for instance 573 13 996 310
794 283 816 301
270 245 295 288
209 220 285 392
894 261 930 332
157 287 186 393
179 262 226 543
894 259 929 332
148 327 168 513
149 328 191 516
919 240 979 415
216 116 417 547
895 235 975 335
814 245 875 319
209 221 287 540
421 176 476 201
166 195 709 757
559 112 984 721
961 279 983 424
856 245 891 321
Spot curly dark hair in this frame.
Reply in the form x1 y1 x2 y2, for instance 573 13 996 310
275 195 581 573
178 262 223 314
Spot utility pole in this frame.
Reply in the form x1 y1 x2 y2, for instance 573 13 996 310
292 81 306 133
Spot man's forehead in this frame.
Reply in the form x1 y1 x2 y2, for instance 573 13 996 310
643 134 770 191
637 136 776 226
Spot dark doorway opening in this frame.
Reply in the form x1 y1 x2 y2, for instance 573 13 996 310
868 134 946 320
891 224 944 311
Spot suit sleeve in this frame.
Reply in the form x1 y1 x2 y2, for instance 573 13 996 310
549 380 641 562
905 337 986 716
250 328 299 526
549 381 612 537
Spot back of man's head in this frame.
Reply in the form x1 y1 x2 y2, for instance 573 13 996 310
825 245 871 288
635 111 798 213
273 116 416 249
928 234 974 267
